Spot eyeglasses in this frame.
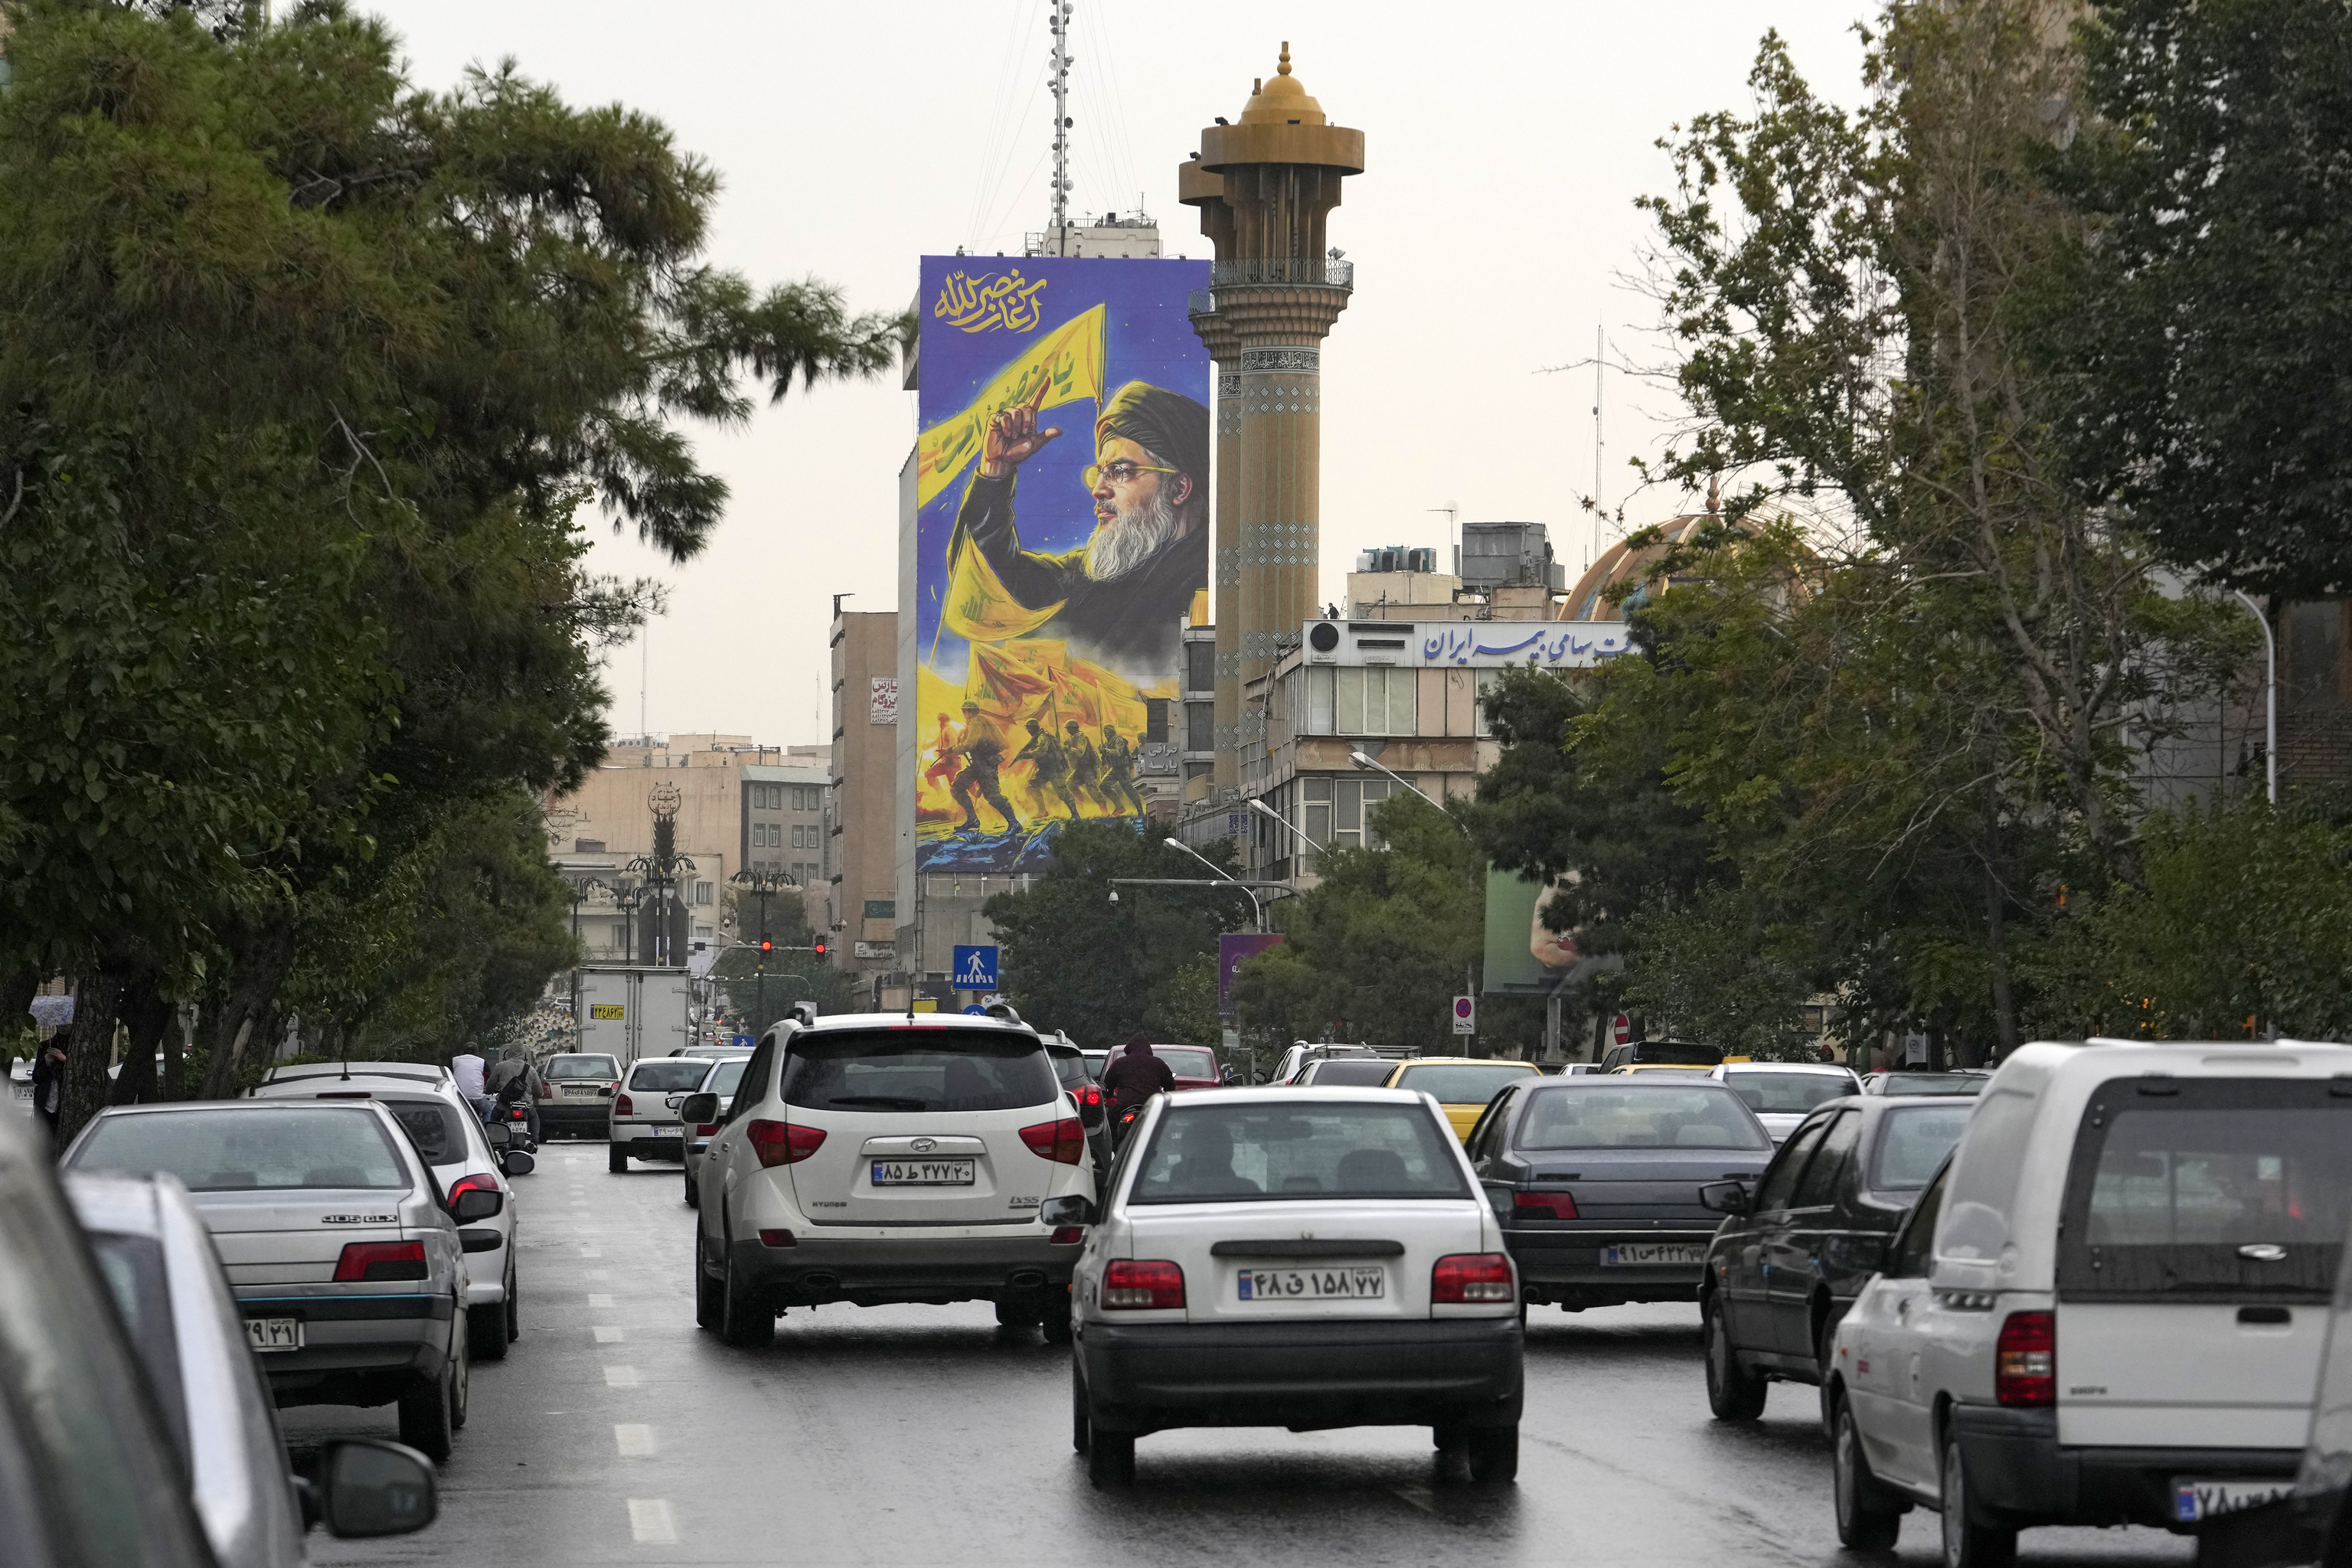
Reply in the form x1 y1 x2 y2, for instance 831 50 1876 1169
1081 459 1178 489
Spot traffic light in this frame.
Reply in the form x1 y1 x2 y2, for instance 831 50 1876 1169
812 939 828 958
759 939 773 955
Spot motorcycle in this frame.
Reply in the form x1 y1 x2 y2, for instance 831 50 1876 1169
482 1099 537 1177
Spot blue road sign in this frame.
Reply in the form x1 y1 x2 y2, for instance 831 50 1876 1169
962 1004 987 1016
731 1034 754 1050
952 945 999 989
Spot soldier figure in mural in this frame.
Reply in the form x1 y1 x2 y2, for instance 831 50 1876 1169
1014 716 1080 821
1098 724 1146 817
949 378 1210 677
951 701 1020 833
922 709 962 793
1063 720 1108 812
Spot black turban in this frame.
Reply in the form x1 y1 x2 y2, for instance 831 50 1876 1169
1094 381 1209 492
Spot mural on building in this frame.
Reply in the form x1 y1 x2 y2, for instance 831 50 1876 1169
913 255 1210 872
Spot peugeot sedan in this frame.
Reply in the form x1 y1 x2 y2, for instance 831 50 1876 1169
1060 1086 1523 1487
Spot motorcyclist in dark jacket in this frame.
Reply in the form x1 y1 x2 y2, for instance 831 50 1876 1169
1101 1036 1174 1146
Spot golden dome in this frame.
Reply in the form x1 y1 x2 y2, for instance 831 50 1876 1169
1239 43 1326 126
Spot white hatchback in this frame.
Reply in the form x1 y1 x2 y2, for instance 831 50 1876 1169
1060 1086 1524 1486
1711 1061 1863 1143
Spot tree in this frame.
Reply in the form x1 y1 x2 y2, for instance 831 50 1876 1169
981 822 1243 1046
2047 0 2352 599
0 2 902 1134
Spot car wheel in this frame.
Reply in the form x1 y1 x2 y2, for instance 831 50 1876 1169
1941 1429 2017 1568
1703 1292 1768 1420
718 1238 770 1348
608 1142 629 1174
684 1172 698 1208
506 1266 521 1343
1070 1371 1091 1455
398 1354 455 1462
1466 1423 1519 1485
1833 1396 1902 1550
468 1302 509 1361
1086 1429 1135 1487
1040 1292 1073 1346
694 1232 721 1331
449 1307 469 1429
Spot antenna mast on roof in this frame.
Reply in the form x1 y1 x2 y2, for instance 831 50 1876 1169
1047 1 1073 255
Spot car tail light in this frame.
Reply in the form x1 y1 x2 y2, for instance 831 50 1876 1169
447 1174 498 1204
1102 1259 1184 1310
333 1240 427 1282
1433 1253 1516 1304
1020 1116 1086 1165
694 1122 720 1136
1996 1310 2055 1405
1076 1083 1103 1110
1050 1226 1083 1245
1514 1191 1579 1220
746 1119 825 1168
615 1093 634 1117
757 1229 796 1248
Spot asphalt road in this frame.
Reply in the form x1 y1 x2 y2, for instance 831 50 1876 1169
292 1139 2194 1568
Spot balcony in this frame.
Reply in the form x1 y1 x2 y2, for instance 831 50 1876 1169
1207 258 1355 291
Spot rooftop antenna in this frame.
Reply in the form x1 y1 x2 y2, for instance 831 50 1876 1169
1047 1 1073 254
1429 504 1458 577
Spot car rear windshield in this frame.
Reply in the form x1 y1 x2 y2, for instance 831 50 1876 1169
703 1058 750 1099
1049 1050 1092 1089
1517 1086 1770 1151
381 1097 468 1168
1155 1047 1217 1080
1302 1059 1395 1087
1130 1102 1470 1204
1878 1072 1984 1096
2060 1083 2352 1301
1395 1063 1536 1103
72 1109 410 1191
1625 1042 1721 1067
549 1057 617 1080
779 1030 1059 1114
1726 1072 1854 1115
1870 1103 1973 1191
629 1059 714 1093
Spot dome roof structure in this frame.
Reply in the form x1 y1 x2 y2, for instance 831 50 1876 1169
1558 505 1772 622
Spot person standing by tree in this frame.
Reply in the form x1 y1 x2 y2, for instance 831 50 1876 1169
29 1040 65 1150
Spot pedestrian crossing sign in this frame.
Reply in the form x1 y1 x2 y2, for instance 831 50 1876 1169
952 946 1000 989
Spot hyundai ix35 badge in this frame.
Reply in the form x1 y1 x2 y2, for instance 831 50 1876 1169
911 1138 937 1154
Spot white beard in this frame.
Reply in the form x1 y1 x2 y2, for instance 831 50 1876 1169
1083 486 1182 582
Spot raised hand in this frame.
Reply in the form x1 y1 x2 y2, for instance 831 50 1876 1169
980 377 1062 478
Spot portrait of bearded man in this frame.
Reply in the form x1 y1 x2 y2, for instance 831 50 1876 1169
945 377 1209 675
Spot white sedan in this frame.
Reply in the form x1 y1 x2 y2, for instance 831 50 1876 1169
1057 1086 1524 1486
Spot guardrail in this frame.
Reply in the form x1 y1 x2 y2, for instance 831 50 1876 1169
1207 258 1355 289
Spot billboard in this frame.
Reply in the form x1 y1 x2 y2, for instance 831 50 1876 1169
911 255 1210 874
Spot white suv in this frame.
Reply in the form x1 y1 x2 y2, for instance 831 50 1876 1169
684 1013 1096 1346
1826 1039 2352 1566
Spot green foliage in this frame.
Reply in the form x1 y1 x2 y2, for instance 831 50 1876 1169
1619 887 1815 1060
982 822 1244 1047
1232 795 1485 1055
710 889 863 1034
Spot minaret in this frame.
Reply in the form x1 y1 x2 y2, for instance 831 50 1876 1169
1181 44 1364 792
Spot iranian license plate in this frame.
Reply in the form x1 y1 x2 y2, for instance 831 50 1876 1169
1602 1242 1709 1267
246 1317 304 1353
562 1084 597 1097
2173 1478 2294 1523
1237 1266 1387 1301
871 1159 975 1186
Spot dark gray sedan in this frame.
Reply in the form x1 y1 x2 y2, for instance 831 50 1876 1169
1463 1077 1775 1311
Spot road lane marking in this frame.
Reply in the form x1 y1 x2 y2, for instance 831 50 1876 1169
594 1325 625 1343
604 1365 640 1388
614 1423 655 1457
627 1498 676 1544
588 1293 615 1308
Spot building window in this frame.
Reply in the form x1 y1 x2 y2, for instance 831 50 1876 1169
1185 641 1215 693
1184 701 1214 753
1303 666 1415 736
1145 697 1171 743
693 880 714 905
1301 775 1393 855
789 825 805 849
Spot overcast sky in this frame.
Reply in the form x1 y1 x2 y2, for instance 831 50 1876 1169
363 2 1871 750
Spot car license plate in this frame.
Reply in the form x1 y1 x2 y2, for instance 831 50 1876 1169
2173 1478 2294 1523
871 1159 975 1186
562 1084 597 1097
1602 1242 1710 1267
245 1317 304 1353
1237 1267 1386 1301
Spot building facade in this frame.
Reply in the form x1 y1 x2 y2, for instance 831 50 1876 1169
830 609 900 996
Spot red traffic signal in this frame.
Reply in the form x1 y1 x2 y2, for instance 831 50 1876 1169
812 939 828 957
759 939 773 954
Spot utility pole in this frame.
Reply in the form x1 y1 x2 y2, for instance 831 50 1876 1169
1047 0 1073 253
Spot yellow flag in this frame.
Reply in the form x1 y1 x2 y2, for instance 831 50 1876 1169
915 305 1106 508
942 535 1064 642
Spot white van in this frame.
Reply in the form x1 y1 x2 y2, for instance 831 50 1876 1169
1826 1038 2352 1567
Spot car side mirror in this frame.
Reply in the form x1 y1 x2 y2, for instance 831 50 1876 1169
1039 1194 1095 1228
597 1085 616 1099
484 1121 511 1148
450 1187 502 1223
457 1227 501 1253
498 1149 534 1178
1698 1180 1750 1216
319 1439 438 1538
678 1093 720 1125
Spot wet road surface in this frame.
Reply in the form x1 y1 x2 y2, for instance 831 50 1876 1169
293 1140 2193 1566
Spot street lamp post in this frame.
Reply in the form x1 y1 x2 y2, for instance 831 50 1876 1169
2233 590 2278 805
612 883 645 962
1347 749 1468 829
1248 796 1325 860
566 877 609 1021
1161 838 1265 932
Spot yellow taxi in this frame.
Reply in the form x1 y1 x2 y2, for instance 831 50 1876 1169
1380 1057 1546 1142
